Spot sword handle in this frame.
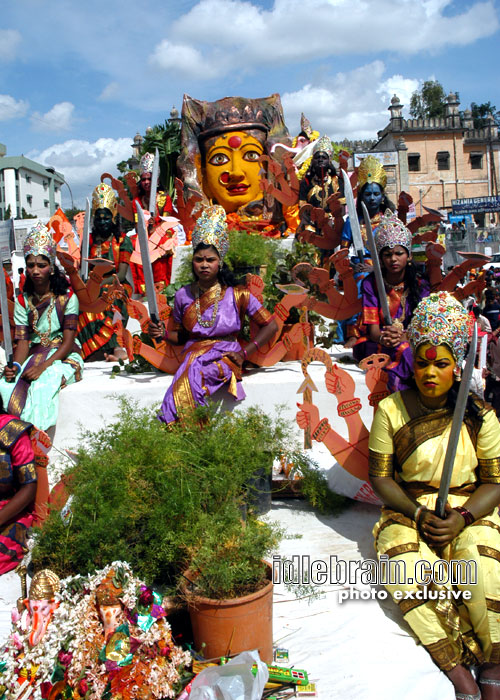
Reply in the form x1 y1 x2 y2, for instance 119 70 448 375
435 496 445 519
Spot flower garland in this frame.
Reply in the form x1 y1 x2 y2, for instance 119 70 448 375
225 212 284 239
0 562 191 700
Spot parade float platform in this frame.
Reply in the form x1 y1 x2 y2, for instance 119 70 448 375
0 351 456 700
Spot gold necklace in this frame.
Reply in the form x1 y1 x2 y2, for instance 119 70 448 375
195 283 221 328
28 293 55 347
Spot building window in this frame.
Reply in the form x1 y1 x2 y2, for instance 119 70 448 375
44 200 50 208
470 152 483 169
43 180 48 190
437 151 450 170
25 174 31 183
26 195 32 205
55 203 60 209
408 153 421 171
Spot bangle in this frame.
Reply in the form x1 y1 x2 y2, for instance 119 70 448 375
252 338 260 351
312 418 331 442
414 505 426 524
454 506 475 526
12 362 22 374
337 398 362 418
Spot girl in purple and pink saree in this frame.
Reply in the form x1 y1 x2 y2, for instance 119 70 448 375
149 206 278 425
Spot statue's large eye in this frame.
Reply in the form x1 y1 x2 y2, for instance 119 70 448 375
243 150 260 162
209 152 229 166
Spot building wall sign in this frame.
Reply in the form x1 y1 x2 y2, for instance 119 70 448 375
452 196 500 214
354 151 398 167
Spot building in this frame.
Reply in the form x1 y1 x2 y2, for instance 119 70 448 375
0 143 65 219
363 94 500 225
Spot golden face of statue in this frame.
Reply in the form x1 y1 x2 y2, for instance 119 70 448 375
203 131 264 213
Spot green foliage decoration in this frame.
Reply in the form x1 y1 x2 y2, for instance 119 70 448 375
31 401 335 598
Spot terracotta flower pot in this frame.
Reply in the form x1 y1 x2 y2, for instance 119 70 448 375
183 563 273 663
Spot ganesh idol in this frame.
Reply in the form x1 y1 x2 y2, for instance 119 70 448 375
177 93 292 234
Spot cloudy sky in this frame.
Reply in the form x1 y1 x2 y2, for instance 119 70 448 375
1 0 499 208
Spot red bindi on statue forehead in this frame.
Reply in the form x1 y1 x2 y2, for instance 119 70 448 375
425 346 437 360
228 134 242 149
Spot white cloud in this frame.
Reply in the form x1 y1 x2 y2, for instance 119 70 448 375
30 102 75 132
0 94 29 121
147 0 499 80
282 62 420 141
98 82 120 102
27 137 132 207
149 40 222 79
0 29 21 62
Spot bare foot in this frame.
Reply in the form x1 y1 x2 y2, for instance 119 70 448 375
104 347 128 362
446 665 479 698
343 336 357 349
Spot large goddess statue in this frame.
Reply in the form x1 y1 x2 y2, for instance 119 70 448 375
177 93 291 233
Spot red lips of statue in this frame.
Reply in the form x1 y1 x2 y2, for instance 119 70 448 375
219 170 250 196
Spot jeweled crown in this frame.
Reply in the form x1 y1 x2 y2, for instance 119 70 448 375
23 221 56 264
191 205 229 260
313 135 334 157
357 155 387 190
375 209 412 254
407 291 474 366
92 183 118 221
29 569 60 600
139 152 155 174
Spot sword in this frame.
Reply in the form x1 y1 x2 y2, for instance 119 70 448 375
435 323 478 518
80 197 91 281
148 147 160 220
0 264 13 367
341 169 364 263
361 201 392 327
136 202 160 324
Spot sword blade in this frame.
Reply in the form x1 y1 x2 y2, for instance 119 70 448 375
148 147 160 218
136 202 160 323
80 198 91 281
341 169 364 262
361 202 392 327
435 323 478 518
0 264 13 362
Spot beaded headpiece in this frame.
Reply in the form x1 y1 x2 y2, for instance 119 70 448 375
357 155 387 190
92 183 118 221
313 135 334 157
23 221 56 264
191 205 229 260
139 152 155 175
375 209 412 254
29 569 60 601
407 291 474 367
300 113 313 138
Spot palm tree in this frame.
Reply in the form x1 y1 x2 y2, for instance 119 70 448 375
141 120 181 197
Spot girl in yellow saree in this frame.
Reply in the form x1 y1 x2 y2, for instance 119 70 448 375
370 292 500 700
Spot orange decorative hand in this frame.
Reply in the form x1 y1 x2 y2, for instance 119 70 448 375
296 401 320 433
325 363 355 397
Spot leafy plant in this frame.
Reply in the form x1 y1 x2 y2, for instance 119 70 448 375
31 402 316 599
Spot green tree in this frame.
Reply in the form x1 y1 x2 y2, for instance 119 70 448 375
470 101 500 129
3 205 11 220
141 120 181 197
19 208 36 220
409 80 449 120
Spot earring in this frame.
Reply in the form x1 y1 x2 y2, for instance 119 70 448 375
454 365 462 381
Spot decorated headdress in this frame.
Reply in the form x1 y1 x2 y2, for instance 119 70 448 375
139 152 155 175
357 155 387 190
313 135 334 157
375 209 412 255
23 221 56 265
191 205 229 260
96 570 123 607
29 569 60 601
92 183 118 221
178 93 290 207
300 113 314 138
407 291 474 367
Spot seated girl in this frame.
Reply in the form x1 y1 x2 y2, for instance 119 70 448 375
0 221 83 431
353 210 429 393
370 291 500 700
149 205 278 424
